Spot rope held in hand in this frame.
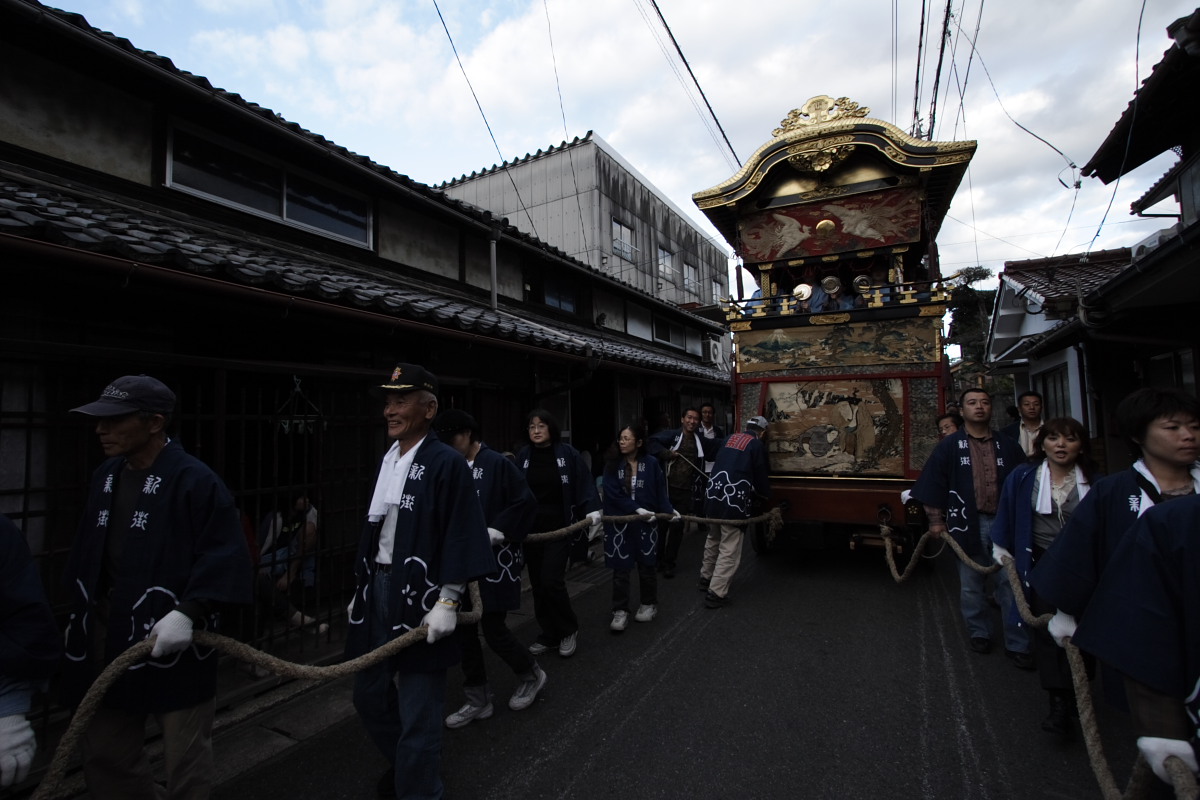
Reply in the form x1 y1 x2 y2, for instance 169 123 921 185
885 527 1198 799
34 511 781 799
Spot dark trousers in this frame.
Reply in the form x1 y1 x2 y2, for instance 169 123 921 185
458 610 535 686
1031 544 1094 693
662 487 694 569
612 563 657 611
353 570 446 799
525 538 577 643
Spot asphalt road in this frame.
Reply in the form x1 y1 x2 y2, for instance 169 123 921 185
212 531 1140 800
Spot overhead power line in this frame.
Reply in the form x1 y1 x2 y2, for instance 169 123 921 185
634 0 740 170
431 0 541 240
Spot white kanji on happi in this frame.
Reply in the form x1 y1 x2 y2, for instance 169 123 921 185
1128 494 1141 513
399 493 416 511
103 475 114 493
97 510 109 527
131 511 150 530
408 464 425 481
143 475 162 494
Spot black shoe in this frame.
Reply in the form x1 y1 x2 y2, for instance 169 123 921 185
704 590 728 609
1041 693 1073 740
377 767 396 798
1006 650 1035 670
969 637 992 654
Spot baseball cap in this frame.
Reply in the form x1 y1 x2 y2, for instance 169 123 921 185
378 363 439 396
70 375 176 417
746 415 769 432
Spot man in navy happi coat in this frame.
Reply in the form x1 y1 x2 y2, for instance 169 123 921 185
346 364 495 799
64 375 252 799
699 416 769 609
911 388 1029 662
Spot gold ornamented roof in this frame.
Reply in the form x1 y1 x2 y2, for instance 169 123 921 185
692 96 976 253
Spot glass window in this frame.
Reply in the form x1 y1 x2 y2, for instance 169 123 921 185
658 247 675 281
712 278 723 303
1039 365 1070 420
544 276 577 313
170 127 371 246
612 219 636 262
172 129 280 215
653 317 684 347
286 175 371 244
683 262 698 294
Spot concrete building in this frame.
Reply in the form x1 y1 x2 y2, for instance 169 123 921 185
441 133 731 351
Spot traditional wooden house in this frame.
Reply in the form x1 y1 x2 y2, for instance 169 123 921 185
0 0 728 651
985 8 1200 470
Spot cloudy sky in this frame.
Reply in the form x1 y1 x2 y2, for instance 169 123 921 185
65 0 1194 290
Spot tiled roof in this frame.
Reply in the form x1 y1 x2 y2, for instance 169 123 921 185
1001 248 1131 302
0 174 728 383
19 0 716 324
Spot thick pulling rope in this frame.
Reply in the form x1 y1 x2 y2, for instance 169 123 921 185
883 527 1199 800
32 509 781 800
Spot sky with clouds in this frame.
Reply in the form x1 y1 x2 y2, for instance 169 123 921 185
64 0 1196 291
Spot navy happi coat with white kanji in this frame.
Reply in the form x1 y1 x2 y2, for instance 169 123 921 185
515 442 601 527
61 440 252 713
1029 466 1172 617
470 443 536 612
345 432 496 673
909 429 1024 557
602 456 674 570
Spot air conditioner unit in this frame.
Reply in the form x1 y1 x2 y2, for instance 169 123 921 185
703 338 722 365
1132 226 1179 261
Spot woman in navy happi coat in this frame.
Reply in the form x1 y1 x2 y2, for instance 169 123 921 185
517 409 601 656
602 423 675 630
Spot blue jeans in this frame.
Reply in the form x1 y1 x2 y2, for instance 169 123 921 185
956 514 1031 654
353 569 446 800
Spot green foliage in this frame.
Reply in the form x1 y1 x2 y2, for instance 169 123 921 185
946 267 997 396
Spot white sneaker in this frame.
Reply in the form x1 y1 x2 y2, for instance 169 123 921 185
529 641 551 655
634 604 658 623
509 664 547 711
558 631 578 657
609 610 629 632
444 700 493 729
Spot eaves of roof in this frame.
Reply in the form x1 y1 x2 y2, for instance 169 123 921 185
1083 10 1200 181
0 173 729 384
1000 248 1131 302
2 0 720 333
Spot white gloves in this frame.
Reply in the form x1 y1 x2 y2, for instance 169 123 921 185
421 602 457 643
0 714 34 788
671 509 681 522
149 609 194 658
1048 610 1077 647
635 507 655 521
587 510 603 540
991 543 1014 564
487 527 505 546
1138 736 1199 783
